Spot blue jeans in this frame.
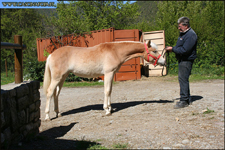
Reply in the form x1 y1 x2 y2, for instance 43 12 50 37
178 60 193 101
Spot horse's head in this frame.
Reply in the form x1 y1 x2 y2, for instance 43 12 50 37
144 40 166 66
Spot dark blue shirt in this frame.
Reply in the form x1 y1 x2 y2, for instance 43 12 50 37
172 27 197 61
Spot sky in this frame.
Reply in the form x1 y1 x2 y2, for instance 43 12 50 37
0 1 136 9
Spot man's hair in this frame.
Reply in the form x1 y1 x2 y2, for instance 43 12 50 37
178 17 190 27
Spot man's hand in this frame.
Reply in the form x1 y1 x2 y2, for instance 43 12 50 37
165 46 173 52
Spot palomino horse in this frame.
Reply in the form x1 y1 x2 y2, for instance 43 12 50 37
43 40 165 120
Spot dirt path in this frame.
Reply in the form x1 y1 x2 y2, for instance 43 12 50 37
11 76 224 149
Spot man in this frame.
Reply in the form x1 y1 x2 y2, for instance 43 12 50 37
165 16 197 109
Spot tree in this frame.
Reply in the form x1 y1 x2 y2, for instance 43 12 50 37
154 1 224 71
1 9 46 73
48 1 140 36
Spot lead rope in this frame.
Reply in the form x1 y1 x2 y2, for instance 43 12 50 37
161 47 168 76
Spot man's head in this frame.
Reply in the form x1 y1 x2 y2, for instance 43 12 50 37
177 17 190 33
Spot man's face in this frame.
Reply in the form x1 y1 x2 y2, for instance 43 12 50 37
178 23 188 33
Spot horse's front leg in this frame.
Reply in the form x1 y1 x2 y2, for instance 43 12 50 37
103 72 114 116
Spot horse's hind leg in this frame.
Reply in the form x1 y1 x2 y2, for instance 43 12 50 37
45 79 60 121
53 78 65 118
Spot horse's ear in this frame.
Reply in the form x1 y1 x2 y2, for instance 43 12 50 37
147 40 151 48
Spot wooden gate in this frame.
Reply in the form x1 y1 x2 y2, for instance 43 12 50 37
113 29 141 81
142 30 167 76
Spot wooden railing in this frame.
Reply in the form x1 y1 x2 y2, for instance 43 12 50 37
1 35 26 83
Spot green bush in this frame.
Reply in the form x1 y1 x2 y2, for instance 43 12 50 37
24 60 46 81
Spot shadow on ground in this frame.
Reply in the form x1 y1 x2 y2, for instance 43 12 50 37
61 95 203 117
61 99 173 116
9 122 101 150
9 96 203 149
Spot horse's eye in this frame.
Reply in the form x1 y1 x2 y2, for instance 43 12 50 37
153 51 157 53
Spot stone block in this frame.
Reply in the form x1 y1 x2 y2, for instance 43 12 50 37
11 133 23 145
33 120 41 129
15 84 29 98
9 89 16 97
23 123 34 137
27 82 34 103
6 97 16 108
35 100 41 111
1 98 4 112
3 127 12 142
11 108 19 132
29 103 36 113
17 96 29 111
1 112 6 128
17 110 26 125
1 90 8 111
1 133 5 144
3 108 10 127
31 81 40 90
29 112 35 122
33 92 40 102
34 109 40 121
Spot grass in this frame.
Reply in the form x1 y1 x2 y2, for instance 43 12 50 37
189 74 224 82
1 71 15 85
1 71 224 86
88 144 108 150
165 73 224 82
203 108 215 114
112 143 128 149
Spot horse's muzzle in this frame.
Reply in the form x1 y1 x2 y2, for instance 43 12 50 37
157 56 166 66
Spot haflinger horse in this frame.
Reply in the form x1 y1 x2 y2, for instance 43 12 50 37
43 40 165 121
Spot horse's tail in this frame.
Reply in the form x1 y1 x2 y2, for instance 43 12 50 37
43 55 51 96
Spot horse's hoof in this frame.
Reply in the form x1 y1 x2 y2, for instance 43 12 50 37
56 113 62 118
44 118 51 121
45 115 51 121
105 112 111 116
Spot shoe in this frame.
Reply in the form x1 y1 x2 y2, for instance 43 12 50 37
174 101 189 109
188 97 192 105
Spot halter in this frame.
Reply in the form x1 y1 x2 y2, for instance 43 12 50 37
144 43 161 66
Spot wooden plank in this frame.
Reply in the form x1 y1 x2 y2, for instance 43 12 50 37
143 32 164 39
114 30 135 38
144 30 164 34
149 39 164 45
147 64 165 69
114 72 137 81
148 68 167 76
122 58 136 65
156 45 165 50
118 65 136 72
114 38 137 41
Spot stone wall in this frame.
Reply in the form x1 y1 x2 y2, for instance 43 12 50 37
1 81 41 149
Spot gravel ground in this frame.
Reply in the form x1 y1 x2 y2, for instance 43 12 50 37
10 76 224 149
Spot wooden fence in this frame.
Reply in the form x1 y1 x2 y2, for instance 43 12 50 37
36 27 142 81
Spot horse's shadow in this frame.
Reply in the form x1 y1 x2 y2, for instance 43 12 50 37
61 95 203 117
62 95 203 117
61 99 172 116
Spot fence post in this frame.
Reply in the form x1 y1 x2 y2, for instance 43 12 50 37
14 35 23 83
